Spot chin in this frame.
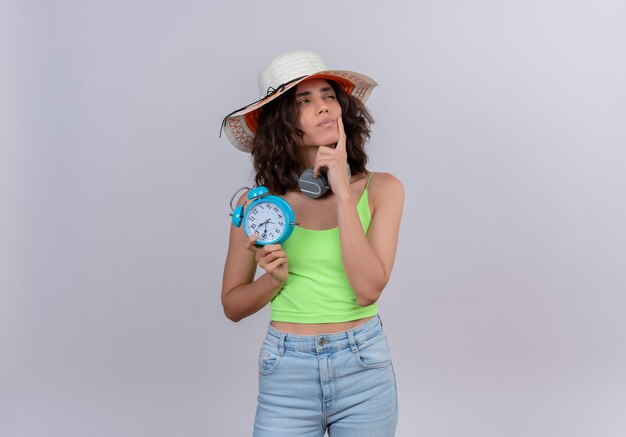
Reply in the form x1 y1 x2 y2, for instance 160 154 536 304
319 135 339 146
303 134 340 147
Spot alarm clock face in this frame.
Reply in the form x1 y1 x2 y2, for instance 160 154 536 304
244 201 289 244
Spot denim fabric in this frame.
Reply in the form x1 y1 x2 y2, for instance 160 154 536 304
253 315 398 437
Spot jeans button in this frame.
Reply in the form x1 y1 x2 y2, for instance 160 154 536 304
318 338 326 346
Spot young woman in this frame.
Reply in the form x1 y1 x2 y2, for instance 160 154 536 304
221 50 404 437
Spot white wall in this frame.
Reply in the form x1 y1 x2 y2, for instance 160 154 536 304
2 0 625 436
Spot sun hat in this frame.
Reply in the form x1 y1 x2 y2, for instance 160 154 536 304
221 50 378 152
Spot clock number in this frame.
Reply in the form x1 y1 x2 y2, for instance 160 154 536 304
273 207 278 212
250 216 256 222
252 210 258 215
278 221 284 226
278 214 283 219
250 223 256 229
275 228 281 234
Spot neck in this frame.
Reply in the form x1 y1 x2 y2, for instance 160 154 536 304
301 147 318 168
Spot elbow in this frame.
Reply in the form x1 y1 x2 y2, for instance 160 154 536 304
223 305 244 323
223 308 242 322
356 295 378 307
221 293 244 322
355 287 384 307
355 278 388 307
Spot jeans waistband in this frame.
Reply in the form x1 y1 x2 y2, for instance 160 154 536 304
265 315 383 352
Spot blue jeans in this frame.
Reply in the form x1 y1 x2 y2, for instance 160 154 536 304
253 315 398 437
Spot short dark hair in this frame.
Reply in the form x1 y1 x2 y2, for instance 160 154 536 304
251 80 374 195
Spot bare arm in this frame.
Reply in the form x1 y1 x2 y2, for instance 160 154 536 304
314 118 404 306
221 194 289 322
336 173 404 306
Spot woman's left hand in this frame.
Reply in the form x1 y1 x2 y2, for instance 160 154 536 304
313 117 350 199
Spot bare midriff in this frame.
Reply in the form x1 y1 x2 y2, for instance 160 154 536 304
270 316 374 335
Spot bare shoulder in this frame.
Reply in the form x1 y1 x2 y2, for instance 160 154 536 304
367 172 404 215
369 172 404 199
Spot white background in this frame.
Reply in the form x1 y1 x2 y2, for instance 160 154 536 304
2 0 625 436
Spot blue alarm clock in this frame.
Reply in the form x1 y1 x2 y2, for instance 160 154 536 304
230 186 296 245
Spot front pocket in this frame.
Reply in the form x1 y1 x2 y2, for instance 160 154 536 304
258 347 282 375
353 334 392 369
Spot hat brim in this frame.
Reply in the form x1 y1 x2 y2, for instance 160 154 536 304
223 70 377 152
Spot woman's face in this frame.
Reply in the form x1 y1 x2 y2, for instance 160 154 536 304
295 78 342 147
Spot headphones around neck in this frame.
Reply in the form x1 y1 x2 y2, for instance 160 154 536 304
297 165 351 199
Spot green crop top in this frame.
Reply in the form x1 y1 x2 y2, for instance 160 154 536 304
270 173 378 323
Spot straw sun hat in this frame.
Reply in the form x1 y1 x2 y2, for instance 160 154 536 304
221 50 378 152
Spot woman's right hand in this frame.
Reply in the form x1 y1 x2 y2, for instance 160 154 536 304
245 233 289 287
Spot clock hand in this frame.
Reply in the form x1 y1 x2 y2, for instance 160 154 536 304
259 220 269 237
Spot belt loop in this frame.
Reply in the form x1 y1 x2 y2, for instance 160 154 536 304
278 332 287 357
278 333 286 356
347 329 358 352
